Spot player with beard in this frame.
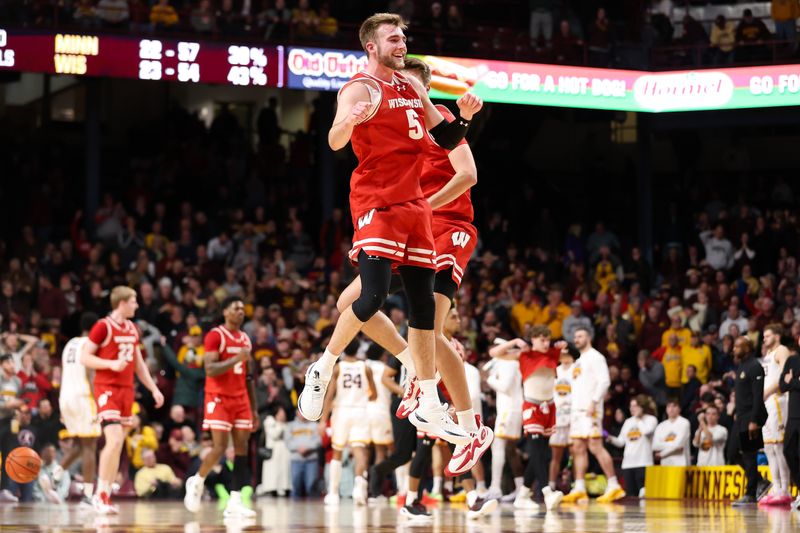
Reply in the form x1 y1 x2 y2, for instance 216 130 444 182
758 323 792 506
298 13 482 450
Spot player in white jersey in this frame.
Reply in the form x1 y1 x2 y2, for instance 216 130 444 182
562 327 624 504
320 339 376 506
366 347 394 463
759 323 792 506
484 344 525 501
549 350 574 493
58 312 101 507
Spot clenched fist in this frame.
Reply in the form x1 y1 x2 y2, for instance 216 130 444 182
456 92 483 121
349 101 373 125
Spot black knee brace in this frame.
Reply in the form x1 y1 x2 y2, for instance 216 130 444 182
398 266 435 329
351 251 393 322
433 269 458 300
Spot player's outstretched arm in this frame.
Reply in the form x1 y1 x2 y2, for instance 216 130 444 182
407 74 482 150
427 143 477 211
329 82 373 151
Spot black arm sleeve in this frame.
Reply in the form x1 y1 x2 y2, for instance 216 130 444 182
428 115 470 150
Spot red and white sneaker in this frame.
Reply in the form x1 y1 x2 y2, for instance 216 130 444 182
444 416 494 477
395 377 420 419
91 492 119 515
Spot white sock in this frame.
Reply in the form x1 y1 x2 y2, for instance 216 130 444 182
197 473 206 482
607 476 620 490
394 348 416 377
777 444 791 496
97 480 110 496
514 476 524 490
574 479 586 493
230 490 240 502
456 409 478 432
490 439 505 492
766 443 790 495
418 379 440 409
407 488 417 503
328 459 342 497
83 482 94 498
317 348 340 378
444 480 453 493
432 476 443 494
476 480 486 493
395 463 409 495
548 481 556 490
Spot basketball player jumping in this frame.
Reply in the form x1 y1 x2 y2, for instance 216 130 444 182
81 286 164 515
320 339 377 507
332 53 491 477
184 297 259 518
298 13 482 450
59 311 101 508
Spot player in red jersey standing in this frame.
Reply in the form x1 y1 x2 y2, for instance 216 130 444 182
298 13 482 448
490 325 567 511
80 286 164 515
184 296 259 518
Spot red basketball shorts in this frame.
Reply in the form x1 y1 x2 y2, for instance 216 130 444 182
522 399 556 436
94 384 134 426
349 198 436 269
202 393 253 432
432 217 477 286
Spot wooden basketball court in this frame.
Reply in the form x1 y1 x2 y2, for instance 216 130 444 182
0 498 796 532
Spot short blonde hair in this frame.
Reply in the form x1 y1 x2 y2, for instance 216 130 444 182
110 286 137 309
359 13 407 52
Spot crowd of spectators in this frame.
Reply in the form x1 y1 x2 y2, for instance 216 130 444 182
2 1 799 68
1 84 799 502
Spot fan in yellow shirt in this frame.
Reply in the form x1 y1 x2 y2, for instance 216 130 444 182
661 334 683 393
661 314 692 348
511 289 540 336
681 332 712 384
536 286 571 339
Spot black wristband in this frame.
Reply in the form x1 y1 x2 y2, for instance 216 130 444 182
429 116 470 150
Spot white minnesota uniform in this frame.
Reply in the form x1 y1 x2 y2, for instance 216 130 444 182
366 360 393 445
550 363 573 447
59 336 101 438
486 358 522 440
331 359 371 450
762 349 788 444
569 348 610 440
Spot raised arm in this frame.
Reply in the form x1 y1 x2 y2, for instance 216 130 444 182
406 74 482 150
328 81 373 151
489 338 528 359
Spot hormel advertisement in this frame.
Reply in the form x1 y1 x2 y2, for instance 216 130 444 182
285 46 800 112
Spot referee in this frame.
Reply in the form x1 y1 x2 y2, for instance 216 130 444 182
730 337 768 506
779 335 800 511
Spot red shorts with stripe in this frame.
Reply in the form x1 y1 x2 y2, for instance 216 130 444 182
94 384 134 426
522 400 556 436
348 198 436 269
202 392 253 432
432 217 477 286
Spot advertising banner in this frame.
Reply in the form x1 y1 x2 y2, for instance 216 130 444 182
645 465 797 500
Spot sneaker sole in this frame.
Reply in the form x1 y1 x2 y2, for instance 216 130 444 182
468 498 498 519
545 492 563 510
409 412 471 446
400 508 432 521
445 427 495 476
297 388 323 421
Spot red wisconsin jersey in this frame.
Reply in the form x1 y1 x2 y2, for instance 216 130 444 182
204 325 252 396
519 348 561 381
420 105 473 223
88 316 139 388
342 71 429 214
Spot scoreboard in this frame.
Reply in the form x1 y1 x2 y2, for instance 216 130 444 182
0 28 284 87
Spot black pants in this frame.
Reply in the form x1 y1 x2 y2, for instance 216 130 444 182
622 467 645 497
522 435 550 498
783 419 800 489
0 417 16 492
730 420 760 498
369 413 415 497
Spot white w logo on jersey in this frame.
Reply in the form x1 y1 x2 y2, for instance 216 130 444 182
451 231 470 248
358 209 376 229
